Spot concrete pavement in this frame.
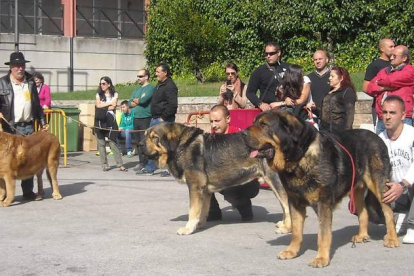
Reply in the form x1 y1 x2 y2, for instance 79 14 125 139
0 152 412 275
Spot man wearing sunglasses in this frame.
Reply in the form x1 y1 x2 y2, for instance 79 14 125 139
128 69 154 172
367 45 414 134
246 41 290 111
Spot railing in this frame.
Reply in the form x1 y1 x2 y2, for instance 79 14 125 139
36 109 68 167
0 0 64 35
0 1 146 39
76 5 146 39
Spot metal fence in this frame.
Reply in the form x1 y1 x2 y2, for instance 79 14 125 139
0 0 64 35
76 5 146 39
0 0 146 39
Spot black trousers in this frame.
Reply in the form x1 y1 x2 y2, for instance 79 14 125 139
210 180 260 213
133 117 151 166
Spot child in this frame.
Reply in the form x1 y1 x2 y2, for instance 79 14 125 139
119 100 135 157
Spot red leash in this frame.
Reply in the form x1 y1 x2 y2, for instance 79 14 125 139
335 140 357 214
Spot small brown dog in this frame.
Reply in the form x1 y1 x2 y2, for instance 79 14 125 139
0 131 62 207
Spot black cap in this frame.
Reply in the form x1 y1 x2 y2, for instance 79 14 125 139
5 52 30 65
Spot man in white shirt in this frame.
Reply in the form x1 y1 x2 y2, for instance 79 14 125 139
0 52 46 201
379 95 414 243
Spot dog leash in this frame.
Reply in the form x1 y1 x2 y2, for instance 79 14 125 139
334 139 357 214
0 117 28 136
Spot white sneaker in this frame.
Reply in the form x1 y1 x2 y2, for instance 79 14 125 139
395 213 408 235
402 228 414 244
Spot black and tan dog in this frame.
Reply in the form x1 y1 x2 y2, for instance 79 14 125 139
141 122 291 235
0 131 62 207
243 110 399 267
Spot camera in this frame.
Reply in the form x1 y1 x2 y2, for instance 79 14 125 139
225 80 233 100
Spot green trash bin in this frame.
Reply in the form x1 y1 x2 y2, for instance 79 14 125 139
57 107 81 152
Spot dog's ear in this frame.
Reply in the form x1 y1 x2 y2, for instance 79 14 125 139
277 112 313 162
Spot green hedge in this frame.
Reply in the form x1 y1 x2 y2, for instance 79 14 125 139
146 0 414 82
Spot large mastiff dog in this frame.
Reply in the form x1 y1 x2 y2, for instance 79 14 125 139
141 122 291 235
244 110 399 267
0 131 62 207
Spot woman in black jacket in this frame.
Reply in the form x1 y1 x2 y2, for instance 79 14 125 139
319 66 356 133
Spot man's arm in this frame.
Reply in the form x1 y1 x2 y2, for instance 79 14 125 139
161 82 178 121
366 73 386 96
362 80 370 93
139 85 154 105
246 69 261 107
377 65 414 88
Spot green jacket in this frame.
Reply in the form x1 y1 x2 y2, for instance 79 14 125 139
128 84 154 118
119 109 134 130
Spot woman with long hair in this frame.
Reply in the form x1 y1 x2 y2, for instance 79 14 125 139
271 64 311 111
218 62 247 110
94 76 126 171
320 66 356 133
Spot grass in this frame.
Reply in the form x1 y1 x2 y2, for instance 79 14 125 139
53 72 365 101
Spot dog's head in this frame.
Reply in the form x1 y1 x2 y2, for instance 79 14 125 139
243 110 317 172
141 122 203 169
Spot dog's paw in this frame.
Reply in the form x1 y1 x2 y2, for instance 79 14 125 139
383 234 399 248
0 200 11 207
275 221 291 234
176 227 195 235
309 257 330 268
351 234 371 243
52 193 62 200
277 249 297 260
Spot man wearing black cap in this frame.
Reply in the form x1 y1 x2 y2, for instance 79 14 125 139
0 52 47 201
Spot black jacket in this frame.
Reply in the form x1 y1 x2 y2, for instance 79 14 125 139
0 72 45 133
320 87 356 134
246 62 291 107
150 77 178 122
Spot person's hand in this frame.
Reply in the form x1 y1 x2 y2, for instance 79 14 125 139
108 105 115 111
220 85 227 95
285 97 295 106
227 84 235 93
131 98 140 107
259 102 271 111
382 182 404 204
0 112 3 120
270 102 283 109
306 101 316 110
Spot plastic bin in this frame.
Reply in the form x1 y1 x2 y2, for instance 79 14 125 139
58 107 81 152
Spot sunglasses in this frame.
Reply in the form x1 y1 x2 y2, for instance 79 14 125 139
226 72 236 76
100 82 108 85
265 51 278 56
137 75 146 78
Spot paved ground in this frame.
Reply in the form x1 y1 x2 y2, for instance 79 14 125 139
0 152 412 276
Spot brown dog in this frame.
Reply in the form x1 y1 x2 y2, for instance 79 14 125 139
141 122 291 235
244 110 399 267
0 131 62 207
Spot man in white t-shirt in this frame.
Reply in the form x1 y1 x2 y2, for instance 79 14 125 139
379 95 414 244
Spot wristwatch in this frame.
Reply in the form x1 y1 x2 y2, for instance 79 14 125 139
398 181 409 193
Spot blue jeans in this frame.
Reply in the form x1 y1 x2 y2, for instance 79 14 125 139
119 130 133 152
144 118 164 172
15 123 35 196
376 118 413 134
